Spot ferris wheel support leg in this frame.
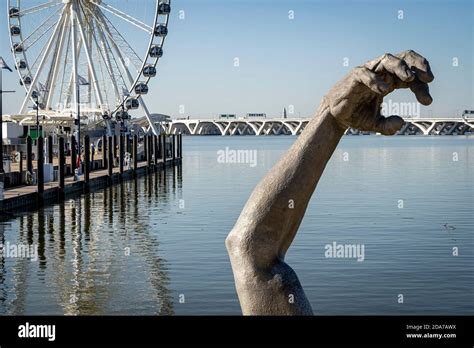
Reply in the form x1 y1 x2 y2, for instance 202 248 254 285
19 7 67 115
139 98 160 136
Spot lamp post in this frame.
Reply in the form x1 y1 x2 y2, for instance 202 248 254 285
0 56 16 173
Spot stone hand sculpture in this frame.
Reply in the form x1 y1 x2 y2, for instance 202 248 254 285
226 51 434 315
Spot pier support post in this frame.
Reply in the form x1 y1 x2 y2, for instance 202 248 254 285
48 135 53 164
162 135 166 163
153 135 158 165
71 136 77 175
127 134 132 154
172 134 176 161
37 136 44 195
84 135 90 184
119 134 124 175
59 137 65 192
26 136 33 179
158 135 162 160
144 135 148 163
19 151 24 184
113 135 118 165
178 133 182 158
176 134 180 158
176 134 179 158
147 135 153 170
91 140 95 169
108 136 113 180
133 134 138 173
102 134 107 169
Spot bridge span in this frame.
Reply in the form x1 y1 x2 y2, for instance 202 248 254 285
164 118 474 136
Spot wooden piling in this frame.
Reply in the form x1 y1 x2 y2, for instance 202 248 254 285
19 151 24 184
144 135 148 163
26 136 33 176
147 135 153 169
84 135 90 184
133 134 138 172
102 134 107 169
113 135 118 163
119 134 124 174
37 136 44 195
161 134 166 164
158 135 162 160
153 135 158 165
172 134 176 161
59 137 65 191
108 136 113 179
48 135 53 164
71 136 77 175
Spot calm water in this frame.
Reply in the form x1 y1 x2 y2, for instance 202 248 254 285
0 136 473 315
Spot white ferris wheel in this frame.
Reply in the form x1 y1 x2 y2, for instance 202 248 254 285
7 0 171 135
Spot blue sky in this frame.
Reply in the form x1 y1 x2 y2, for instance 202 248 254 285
1 0 472 118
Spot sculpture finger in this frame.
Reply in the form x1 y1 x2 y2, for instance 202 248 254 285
408 77 433 105
373 53 415 83
353 67 389 94
397 50 434 84
375 115 405 135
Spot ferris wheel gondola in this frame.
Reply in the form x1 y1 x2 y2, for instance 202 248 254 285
7 0 171 136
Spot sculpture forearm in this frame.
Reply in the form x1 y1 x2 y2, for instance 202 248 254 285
228 101 346 263
226 50 433 315
226 101 346 315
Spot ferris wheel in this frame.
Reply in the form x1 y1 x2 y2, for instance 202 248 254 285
7 0 171 135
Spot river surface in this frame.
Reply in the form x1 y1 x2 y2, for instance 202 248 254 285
0 136 473 315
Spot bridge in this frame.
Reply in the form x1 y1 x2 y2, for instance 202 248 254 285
164 117 474 136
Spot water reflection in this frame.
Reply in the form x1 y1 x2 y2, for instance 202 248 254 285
0 165 182 315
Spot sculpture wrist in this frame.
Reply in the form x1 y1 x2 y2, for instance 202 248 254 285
319 96 349 132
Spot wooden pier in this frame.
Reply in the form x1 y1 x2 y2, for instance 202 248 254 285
0 133 183 213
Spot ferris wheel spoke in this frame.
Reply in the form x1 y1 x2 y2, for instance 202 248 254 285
64 33 83 108
19 6 68 114
74 3 106 111
89 0 153 34
81 3 128 106
46 10 71 109
16 0 62 16
17 6 63 51
90 9 143 72
94 18 132 99
91 26 122 105
94 14 159 135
